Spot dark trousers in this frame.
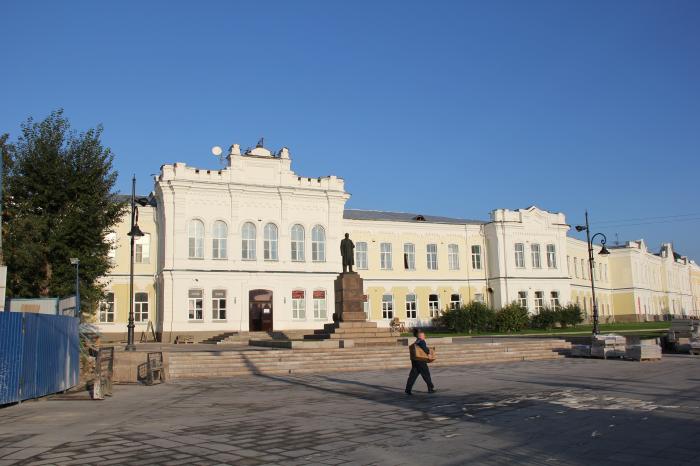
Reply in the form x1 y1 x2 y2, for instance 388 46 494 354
405 360 433 391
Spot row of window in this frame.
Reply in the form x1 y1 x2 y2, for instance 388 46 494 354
186 289 329 321
378 292 485 320
514 243 557 269
567 256 608 282
357 243 483 271
516 290 560 312
99 292 150 323
188 221 327 262
107 233 151 264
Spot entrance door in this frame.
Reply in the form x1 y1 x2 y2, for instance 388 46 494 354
249 289 273 332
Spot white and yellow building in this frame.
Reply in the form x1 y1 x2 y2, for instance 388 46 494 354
94 142 700 341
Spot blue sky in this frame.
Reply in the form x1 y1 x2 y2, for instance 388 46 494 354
2 1 699 259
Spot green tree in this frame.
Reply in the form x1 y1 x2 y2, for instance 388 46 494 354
3 110 125 317
438 301 495 333
495 302 530 333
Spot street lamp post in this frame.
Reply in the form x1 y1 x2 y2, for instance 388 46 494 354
575 211 610 336
70 258 80 317
125 175 145 351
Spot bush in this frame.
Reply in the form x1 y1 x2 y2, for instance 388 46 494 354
531 307 558 330
557 304 584 328
439 301 495 333
495 302 530 333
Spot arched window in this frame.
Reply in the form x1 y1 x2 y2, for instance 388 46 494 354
188 219 204 258
241 222 256 260
212 221 228 259
264 223 278 261
291 224 305 262
312 225 326 262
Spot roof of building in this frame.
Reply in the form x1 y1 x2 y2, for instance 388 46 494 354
114 194 157 207
343 209 485 225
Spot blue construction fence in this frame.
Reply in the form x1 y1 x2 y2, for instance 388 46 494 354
0 312 80 405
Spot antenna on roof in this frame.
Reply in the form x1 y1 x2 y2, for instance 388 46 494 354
256 137 264 148
211 146 227 167
615 233 619 246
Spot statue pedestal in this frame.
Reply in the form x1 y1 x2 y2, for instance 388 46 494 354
302 271 398 346
334 272 366 322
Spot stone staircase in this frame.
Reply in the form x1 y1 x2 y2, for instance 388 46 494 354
168 339 570 379
212 331 274 345
304 321 398 346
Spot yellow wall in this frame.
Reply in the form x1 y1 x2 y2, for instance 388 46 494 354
97 205 158 329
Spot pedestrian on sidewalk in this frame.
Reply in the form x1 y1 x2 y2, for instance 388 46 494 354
405 328 435 395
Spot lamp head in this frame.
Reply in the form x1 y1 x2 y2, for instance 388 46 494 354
128 224 145 238
575 225 587 232
599 245 610 256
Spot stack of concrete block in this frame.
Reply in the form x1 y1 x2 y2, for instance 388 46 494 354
626 343 662 361
570 344 591 357
590 334 626 359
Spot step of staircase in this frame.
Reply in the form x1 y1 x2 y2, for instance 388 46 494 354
215 331 275 345
200 332 239 344
303 321 397 346
168 339 571 379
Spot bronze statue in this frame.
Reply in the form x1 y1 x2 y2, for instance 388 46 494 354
340 233 355 273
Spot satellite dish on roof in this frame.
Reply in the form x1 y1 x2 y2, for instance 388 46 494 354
211 146 223 156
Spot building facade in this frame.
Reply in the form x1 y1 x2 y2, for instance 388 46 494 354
95 142 700 341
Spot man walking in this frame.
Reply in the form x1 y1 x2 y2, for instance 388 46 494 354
405 328 435 395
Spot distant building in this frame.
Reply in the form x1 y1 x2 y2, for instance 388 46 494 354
95 142 700 341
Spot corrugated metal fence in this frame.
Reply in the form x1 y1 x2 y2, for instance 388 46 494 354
0 312 80 404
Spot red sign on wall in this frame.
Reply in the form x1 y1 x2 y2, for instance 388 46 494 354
292 290 305 299
313 290 326 299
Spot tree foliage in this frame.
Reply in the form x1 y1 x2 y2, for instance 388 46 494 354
2 109 125 316
438 301 495 333
495 302 530 333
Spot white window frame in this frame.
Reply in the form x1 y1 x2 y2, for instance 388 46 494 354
188 289 203 321
534 291 544 313
291 224 305 262
355 242 368 269
134 292 149 322
448 244 460 270
241 222 257 260
380 242 393 270
517 291 528 309
550 291 561 310
514 243 525 268
474 293 484 303
403 243 416 270
292 290 306 319
547 244 557 268
312 225 326 262
313 290 327 320
405 293 417 319
188 219 204 259
428 294 440 318
450 293 461 310
263 223 279 261
531 243 541 268
135 233 151 264
212 221 228 260
382 294 394 319
426 244 438 270
99 292 115 323
212 289 227 321
471 245 482 270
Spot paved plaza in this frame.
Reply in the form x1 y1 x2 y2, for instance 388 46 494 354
2 355 700 465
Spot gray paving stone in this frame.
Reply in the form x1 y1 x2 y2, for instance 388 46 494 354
3 358 700 465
